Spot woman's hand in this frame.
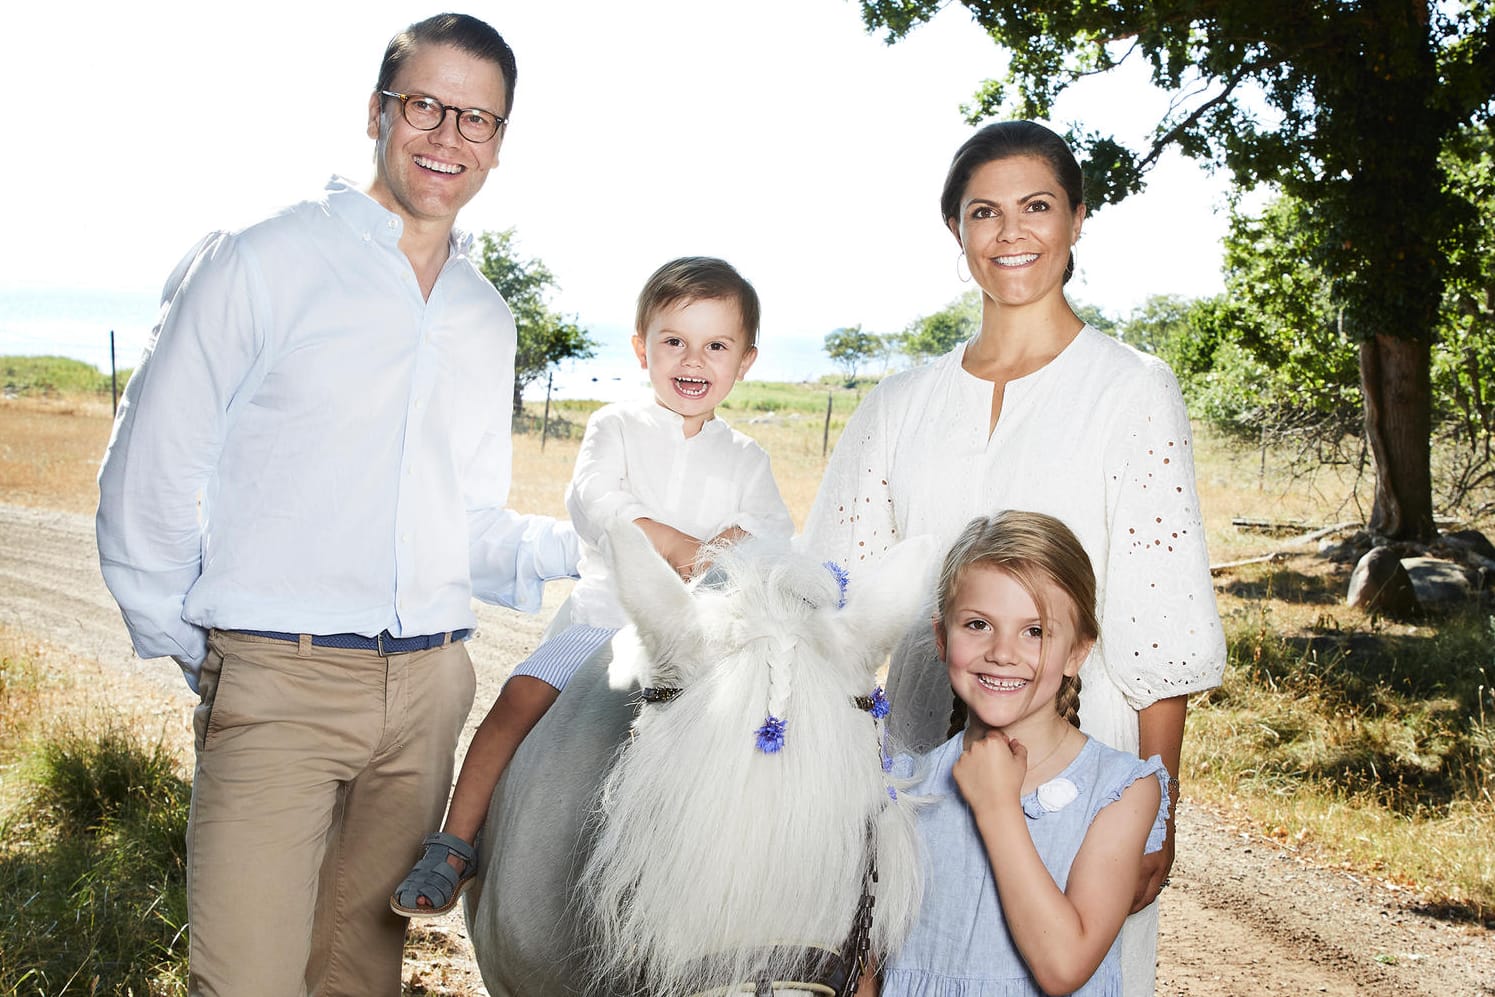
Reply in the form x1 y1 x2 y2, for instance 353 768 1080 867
1131 782 1178 913
1132 827 1175 912
953 728 1026 817
1135 695 1186 912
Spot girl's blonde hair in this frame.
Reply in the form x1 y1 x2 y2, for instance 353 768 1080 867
936 511 1099 737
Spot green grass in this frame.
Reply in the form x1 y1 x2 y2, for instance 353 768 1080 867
720 377 874 418
1 356 129 399
0 652 190 997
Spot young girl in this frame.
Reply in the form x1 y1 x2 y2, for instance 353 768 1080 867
877 510 1169 996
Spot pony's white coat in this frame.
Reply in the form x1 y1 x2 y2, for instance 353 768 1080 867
578 524 935 996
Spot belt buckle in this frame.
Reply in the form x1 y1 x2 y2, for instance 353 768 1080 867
376 631 391 656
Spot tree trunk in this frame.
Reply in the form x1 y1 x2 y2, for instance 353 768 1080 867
513 378 524 420
1360 334 1436 540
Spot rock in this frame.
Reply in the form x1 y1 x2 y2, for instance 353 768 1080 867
1401 556 1481 606
1346 547 1420 616
1437 528 1495 563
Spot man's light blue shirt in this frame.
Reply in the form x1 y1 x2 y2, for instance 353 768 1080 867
97 177 578 691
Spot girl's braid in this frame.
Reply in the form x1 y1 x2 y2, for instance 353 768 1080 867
1056 673 1082 728
946 690 968 741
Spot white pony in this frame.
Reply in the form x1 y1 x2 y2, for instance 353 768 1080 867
466 523 935 996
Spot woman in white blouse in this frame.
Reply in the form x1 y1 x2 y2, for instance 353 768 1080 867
803 120 1226 995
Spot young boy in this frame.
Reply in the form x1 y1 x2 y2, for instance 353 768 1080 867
391 257 795 915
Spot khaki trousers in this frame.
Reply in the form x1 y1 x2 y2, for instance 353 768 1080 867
187 629 476 997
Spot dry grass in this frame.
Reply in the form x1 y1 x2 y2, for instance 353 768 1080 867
491 409 833 529
0 397 115 516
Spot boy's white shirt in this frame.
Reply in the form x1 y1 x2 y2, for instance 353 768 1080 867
564 397 794 629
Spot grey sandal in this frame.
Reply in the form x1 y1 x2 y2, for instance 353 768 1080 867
390 831 477 917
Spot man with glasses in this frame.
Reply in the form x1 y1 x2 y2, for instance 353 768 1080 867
96 13 575 996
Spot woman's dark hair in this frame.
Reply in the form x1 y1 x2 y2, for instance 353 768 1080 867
940 121 1085 283
376 13 518 116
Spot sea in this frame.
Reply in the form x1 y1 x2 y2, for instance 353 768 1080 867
0 287 837 404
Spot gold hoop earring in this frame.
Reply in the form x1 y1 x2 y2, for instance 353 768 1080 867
956 251 972 283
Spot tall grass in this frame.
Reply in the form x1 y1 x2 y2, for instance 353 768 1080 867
1189 580 1495 922
0 650 190 997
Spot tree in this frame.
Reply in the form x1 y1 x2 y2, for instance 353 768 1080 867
1124 124 1495 517
1164 202 1367 465
1115 294 1195 360
1206 129 1495 516
474 229 597 416
901 290 981 363
1435 124 1495 515
1071 300 1117 336
860 0 1495 540
824 325 884 385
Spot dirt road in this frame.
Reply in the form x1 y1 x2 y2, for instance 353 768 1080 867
2 502 1490 995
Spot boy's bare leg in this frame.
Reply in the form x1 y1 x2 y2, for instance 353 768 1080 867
415 675 561 906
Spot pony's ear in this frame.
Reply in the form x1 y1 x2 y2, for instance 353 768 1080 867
832 534 941 671
605 521 704 686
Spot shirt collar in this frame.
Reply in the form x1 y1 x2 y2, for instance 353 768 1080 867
323 175 472 257
636 396 729 438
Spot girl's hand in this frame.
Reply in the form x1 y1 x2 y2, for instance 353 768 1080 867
953 728 1027 817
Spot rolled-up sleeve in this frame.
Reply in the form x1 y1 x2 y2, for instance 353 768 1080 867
468 506 579 613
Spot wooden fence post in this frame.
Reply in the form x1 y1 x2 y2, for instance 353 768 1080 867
822 391 832 458
541 371 554 452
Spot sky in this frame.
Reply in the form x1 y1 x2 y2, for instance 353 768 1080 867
4 0 1236 394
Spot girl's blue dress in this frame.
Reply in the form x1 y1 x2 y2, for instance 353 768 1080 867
882 734 1169 996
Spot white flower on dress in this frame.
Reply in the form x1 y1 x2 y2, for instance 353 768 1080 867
1035 777 1079 813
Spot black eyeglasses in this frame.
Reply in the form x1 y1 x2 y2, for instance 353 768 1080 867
380 91 505 143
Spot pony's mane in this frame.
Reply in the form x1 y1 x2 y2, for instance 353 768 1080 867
579 531 928 996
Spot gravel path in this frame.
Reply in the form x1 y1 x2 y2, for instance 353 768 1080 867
2 502 1491 995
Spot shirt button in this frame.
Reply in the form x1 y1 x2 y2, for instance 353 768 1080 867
401 534 410 544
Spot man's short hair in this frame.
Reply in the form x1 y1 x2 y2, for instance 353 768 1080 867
376 13 518 115
635 257 762 349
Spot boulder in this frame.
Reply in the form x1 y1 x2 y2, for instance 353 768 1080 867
1439 528 1495 562
1402 556 1481 607
1346 547 1419 616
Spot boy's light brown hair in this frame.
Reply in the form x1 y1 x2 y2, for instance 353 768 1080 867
635 257 761 348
